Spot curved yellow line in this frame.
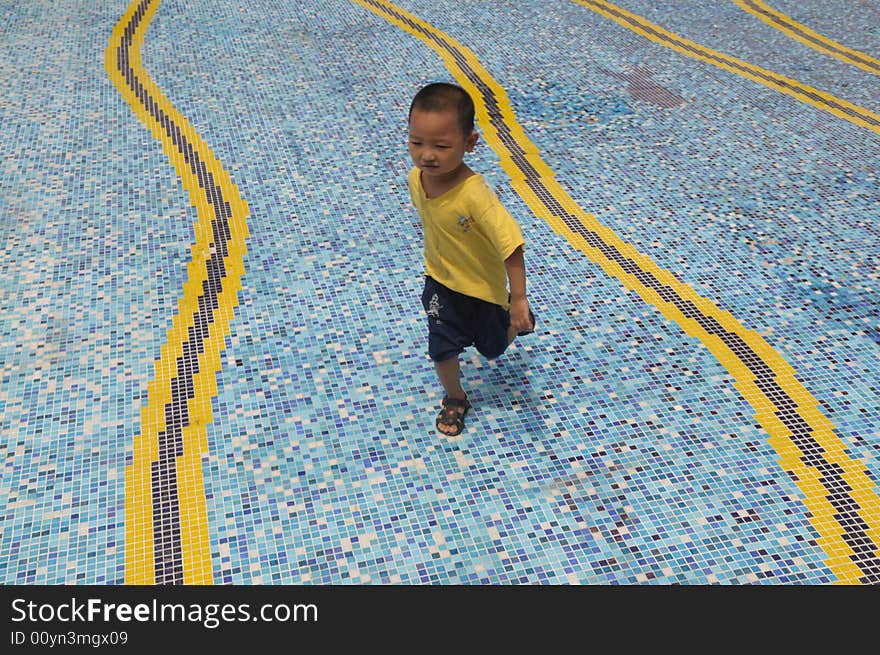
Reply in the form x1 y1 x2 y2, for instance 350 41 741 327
574 0 880 134
351 0 880 583
733 0 880 76
106 0 249 584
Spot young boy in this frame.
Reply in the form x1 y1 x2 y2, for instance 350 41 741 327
407 82 535 436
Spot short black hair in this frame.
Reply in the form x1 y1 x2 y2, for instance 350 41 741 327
408 82 475 136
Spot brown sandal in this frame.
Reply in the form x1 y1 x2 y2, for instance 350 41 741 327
436 396 471 436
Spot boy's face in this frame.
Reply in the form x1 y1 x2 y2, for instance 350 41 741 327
408 108 478 181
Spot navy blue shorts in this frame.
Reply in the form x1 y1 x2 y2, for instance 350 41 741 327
421 276 510 362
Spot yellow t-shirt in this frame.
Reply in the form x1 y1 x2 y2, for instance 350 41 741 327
408 167 524 308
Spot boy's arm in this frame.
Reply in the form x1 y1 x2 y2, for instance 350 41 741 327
504 245 531 333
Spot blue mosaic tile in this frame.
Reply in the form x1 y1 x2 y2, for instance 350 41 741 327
1 0 878 585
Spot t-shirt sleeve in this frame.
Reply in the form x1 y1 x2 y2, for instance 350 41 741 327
473 183 524 260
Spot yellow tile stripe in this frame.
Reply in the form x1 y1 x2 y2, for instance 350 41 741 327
573 0 880 134
733 0 880 76
106 0 249 584
351 0 880 583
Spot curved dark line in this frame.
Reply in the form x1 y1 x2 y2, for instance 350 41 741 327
579 0 880 127
119 0 233 585
741 0 880 72
362 0 880 583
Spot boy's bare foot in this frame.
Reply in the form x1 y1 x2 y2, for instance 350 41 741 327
435 396 471 436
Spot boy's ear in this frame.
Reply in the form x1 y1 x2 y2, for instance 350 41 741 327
466 130 479 152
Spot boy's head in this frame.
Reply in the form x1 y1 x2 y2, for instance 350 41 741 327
408 82 475 136
408 83 478 181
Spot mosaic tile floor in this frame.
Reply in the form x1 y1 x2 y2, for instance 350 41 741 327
1 0 878 585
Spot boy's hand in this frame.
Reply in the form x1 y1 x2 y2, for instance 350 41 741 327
509 297 532 334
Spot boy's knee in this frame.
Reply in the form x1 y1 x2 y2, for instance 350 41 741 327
475 340 508 360
431 348 463 363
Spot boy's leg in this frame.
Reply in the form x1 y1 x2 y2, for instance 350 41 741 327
422 277 476 435
435 355 466 401
434 355 469 435
476 303 534 358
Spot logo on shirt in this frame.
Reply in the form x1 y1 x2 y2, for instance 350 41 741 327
457 216 471 232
